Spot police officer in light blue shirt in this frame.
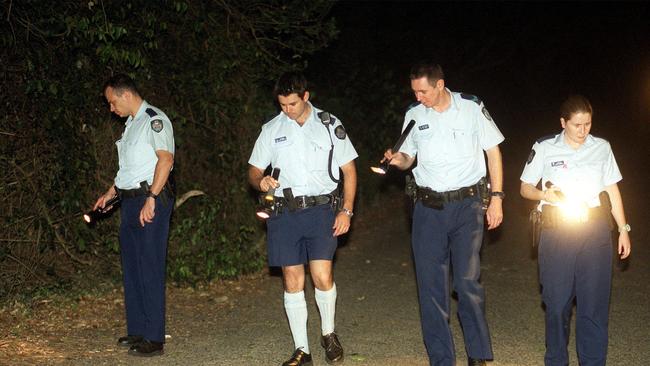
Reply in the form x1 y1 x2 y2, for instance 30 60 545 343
384 62 504 366
93 74 174 357
248 72 357 366
520 95 631 366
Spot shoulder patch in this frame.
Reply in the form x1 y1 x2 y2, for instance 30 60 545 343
535 134 555 143
146 108 158 118
460 93 482 105
334 125 346 140
406 102 421 111
526 149 536 164
151 119 164 133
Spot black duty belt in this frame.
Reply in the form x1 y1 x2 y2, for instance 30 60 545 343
277 193 334 210
416 183 480 209
540 205 612 229
117 180 149 198
117 181 173 199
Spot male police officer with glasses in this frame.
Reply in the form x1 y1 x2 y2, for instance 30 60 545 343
93 74 174 357
248 72 357 366
383 62 504 366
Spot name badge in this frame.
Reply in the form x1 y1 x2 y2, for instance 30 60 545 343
551 160 565 167
274 136 287 143
418 124 430 131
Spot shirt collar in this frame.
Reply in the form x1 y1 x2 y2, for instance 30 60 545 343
127 100 149 125
555 130 595 149
447 88 460 111
281 101 317 127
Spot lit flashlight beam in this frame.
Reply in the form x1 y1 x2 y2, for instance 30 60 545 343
84 194 120 224
545 181 588 222
371 119 416 175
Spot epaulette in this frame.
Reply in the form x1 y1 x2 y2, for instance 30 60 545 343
460 93 482 105
406 102 420 111
146 108 158 118
536 134 555 143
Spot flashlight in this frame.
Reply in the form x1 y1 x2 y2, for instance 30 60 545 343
84 195 120 224
264 168 281 202
257 168 280 219
371 119 416 174
546 181 588 222
544 181 566 201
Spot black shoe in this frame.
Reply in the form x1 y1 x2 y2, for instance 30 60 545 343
468 358 487 366
116 335 143 347
321 332 344 364
282 348 312 366
128 339 164 357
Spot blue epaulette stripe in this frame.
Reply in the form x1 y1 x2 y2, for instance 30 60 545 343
460 93 482 105
407 102 420 111
146 108 158 118
536 134 555 143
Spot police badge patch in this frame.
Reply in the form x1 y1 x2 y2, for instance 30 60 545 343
151 119 163 133
526 149 536 164
334 125 346 139
482 106 493 121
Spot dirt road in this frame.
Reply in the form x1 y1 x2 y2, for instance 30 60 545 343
2 184 648 366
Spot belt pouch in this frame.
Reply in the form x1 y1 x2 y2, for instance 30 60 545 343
283 188 297 212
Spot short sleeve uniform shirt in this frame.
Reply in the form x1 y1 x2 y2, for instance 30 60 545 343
248 102 358 197
520 131 621 208
114 101 175 190
399 89 504 191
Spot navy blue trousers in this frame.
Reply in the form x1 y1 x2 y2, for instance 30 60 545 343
119 195 173 343
412 198 493 366
538 216 612 366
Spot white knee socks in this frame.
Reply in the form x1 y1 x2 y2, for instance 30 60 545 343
284 290 309 354
315 283 337 336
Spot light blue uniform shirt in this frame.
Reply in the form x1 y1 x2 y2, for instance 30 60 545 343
248 102 358 197
520 131 622 208
114 101 175 190
399 89 504 191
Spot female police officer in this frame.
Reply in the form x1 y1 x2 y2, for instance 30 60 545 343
520 95 631 366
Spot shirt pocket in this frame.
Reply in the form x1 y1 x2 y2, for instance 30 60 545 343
272 138 296 168
123 140 157 168
448 128 477 159
307 138 331 172
415 130 443 164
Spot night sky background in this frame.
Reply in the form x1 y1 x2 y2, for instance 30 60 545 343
308 1 650 207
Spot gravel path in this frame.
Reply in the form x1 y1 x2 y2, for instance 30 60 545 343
5 184 648 366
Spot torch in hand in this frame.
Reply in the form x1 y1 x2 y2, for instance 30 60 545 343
257 168 280 219
544 181 566 201
84 194 121 224
371 119 416 175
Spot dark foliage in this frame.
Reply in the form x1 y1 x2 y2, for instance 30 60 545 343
0 0 338 300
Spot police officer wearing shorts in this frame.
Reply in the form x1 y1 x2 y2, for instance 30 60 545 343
93 74 175 357
248 72 357 366
520 95 631 366
384 62 504 366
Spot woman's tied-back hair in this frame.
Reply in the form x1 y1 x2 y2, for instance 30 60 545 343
273 71 308 98
560 94 593 121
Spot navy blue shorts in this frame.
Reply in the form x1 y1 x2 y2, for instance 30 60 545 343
266 204 337 267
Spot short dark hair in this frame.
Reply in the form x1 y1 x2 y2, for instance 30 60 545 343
409 61 445 86
103 73 140 97
560 94 593 120
273 71 308 98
